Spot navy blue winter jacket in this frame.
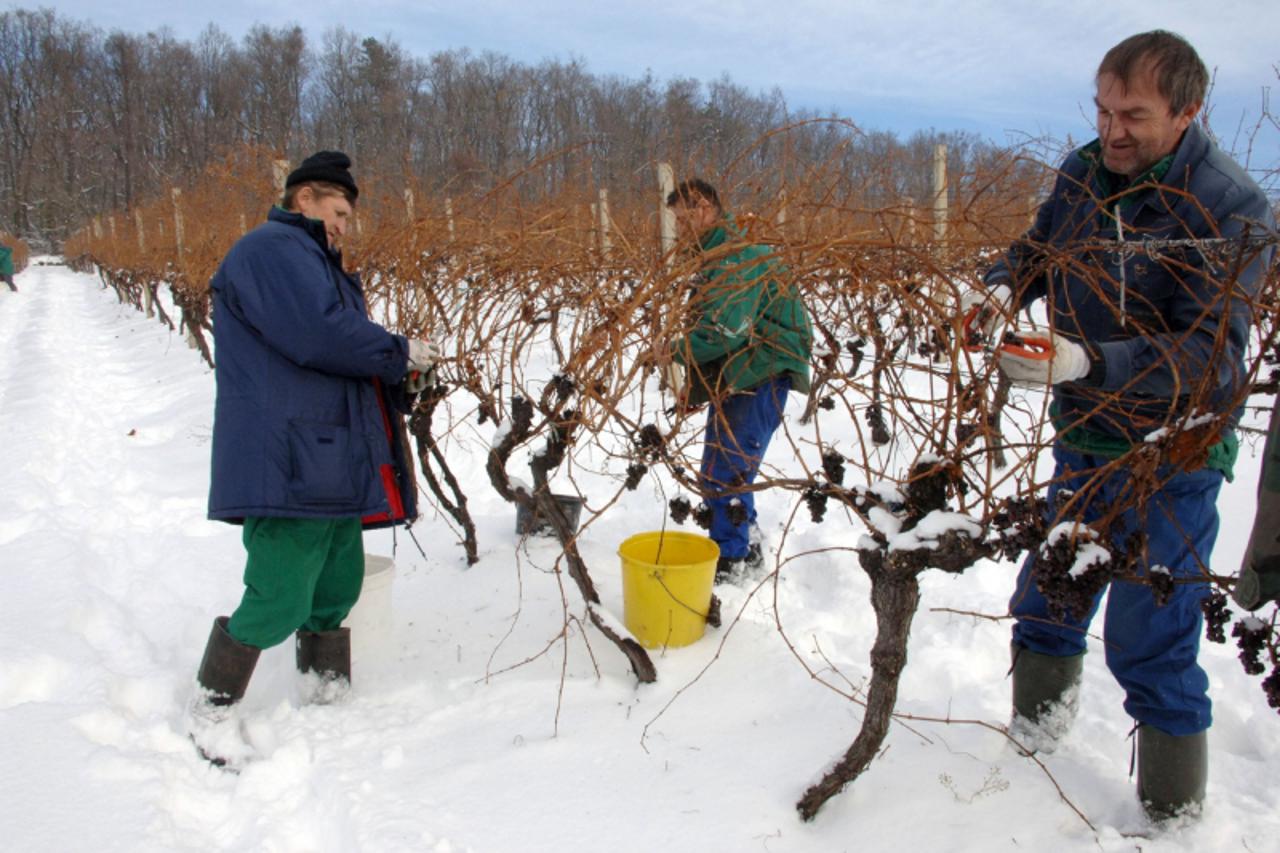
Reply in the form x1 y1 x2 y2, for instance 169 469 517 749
985 122 1275 445
208 207 418 527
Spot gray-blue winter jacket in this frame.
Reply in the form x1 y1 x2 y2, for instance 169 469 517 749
208 207 418 527
985 122 1275 447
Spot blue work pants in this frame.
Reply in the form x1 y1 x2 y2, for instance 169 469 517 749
1010 444 1223 735
700 375 790 559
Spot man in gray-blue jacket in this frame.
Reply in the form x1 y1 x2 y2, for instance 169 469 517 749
188 151 440 767
963 31 1274 821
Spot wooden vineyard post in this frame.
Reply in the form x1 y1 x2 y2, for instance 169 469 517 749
598 187 612 257
931 144 948 249
272 159 290 195
444 197 457 273
902 196 917 245
135 209 153 317
172 187 197 352
657 163 675 266
171 188 185 260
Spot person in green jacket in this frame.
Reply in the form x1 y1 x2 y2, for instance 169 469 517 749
666 178 812 581
0 243 16 292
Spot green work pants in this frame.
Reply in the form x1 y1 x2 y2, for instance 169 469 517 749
226 517 365 649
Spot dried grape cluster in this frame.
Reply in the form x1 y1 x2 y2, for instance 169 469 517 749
1147 568 1174 607
549 372 575 401
1233 619 1269 676
865 403 891 446
821 450 846 486
844 338 865 376
1201 592 1280 715
624 462 648 491
1201 591 1230 643
628 424 666 492
667 496 712 530
805 487 828 523
1032 531 1113 622
1263 669 1280 710
669 496 691 524
633 424 664 452
903 461 951 521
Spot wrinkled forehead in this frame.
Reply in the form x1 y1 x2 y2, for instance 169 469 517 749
1096 63 1168 108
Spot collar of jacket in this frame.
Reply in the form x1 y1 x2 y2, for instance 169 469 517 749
696 212 745 259
268 205 344 264
1078 122 1209 213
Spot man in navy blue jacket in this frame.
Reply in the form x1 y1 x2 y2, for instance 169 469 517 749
188 151 439 767
964 31 1274 820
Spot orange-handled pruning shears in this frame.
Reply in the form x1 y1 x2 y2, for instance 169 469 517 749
996 334 1054 361
961 306 1055 362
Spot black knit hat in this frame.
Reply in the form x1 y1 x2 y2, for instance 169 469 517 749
286 150 358 200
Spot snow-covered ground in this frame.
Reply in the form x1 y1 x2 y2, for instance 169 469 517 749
2 260 1279 852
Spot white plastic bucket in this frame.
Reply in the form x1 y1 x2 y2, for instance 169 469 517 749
342 553 395 662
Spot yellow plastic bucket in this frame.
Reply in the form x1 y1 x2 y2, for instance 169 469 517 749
618 531 719 649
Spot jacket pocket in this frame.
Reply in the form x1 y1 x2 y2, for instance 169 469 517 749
287 420 357 505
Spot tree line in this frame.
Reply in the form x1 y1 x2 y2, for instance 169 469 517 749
2 7 1038 246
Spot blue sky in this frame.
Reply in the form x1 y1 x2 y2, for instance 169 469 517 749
43 0 1280 173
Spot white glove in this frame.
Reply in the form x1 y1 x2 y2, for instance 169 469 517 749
959 284 1014 344
663 361 687 395
996 332 1091 387
407 338 441 372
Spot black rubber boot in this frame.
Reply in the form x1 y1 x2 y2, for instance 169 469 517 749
1137 725 1207 822
716 544 763 584
714 555 741 583
197 616 261 705
189 616 261 768
296 627 351 704
1009 643 1084 753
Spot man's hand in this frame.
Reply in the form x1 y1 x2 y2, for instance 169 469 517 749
408 338 441 371
958 284 1013 346
1234 555 1280 610
997 332 1091 387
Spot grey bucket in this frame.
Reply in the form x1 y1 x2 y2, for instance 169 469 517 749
515 494 584 537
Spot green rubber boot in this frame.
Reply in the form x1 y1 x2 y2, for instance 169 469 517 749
1137 725 1207 822
1008 643 1084 754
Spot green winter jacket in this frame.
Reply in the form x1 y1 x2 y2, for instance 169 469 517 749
673 215 812 404
0 245 13 277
